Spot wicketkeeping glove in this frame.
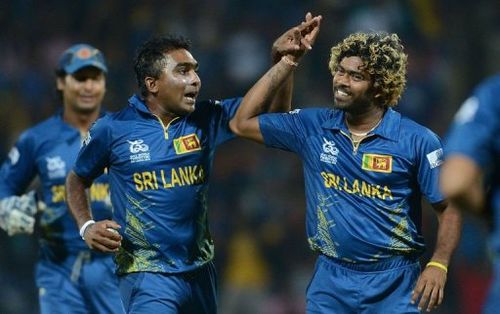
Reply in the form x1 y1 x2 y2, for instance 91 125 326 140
0 191 44 236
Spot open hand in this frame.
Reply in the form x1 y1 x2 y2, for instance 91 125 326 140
272 12 322 63
411 265 447 312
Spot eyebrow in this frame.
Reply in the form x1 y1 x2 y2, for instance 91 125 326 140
176 62 199 70
336 64 367 78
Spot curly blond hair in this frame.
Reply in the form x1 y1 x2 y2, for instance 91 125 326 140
329 32 407 107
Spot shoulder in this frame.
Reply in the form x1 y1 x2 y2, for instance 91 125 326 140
470 75 500 112
401 116 440 140
460 75 500 118
398 115 442 152
477 74 500 92
282 107 333 121
91 107 135 131
17 115 61 145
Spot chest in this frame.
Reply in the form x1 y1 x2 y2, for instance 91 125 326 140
36 138 81 184
304 131 417 187
110 120 213 174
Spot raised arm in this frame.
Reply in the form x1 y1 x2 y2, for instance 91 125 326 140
268 13 319 114
66 170 121 252
411 201 462 312
229 13 322 143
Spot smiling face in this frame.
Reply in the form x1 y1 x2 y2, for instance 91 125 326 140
332 56 375 114
146 48 201 117
57 66 106 114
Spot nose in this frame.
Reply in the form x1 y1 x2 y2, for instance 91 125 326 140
191 71 201 87
83 78 95 90
333 72 349 87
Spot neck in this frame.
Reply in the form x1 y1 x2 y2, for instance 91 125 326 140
344 106 385 136
63 109 100 134
145 97 177 125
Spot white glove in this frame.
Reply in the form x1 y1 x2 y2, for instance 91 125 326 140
0 191 41 236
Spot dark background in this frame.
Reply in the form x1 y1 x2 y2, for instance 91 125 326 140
0 1 498 313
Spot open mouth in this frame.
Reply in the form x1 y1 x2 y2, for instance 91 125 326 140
184 92 198 103
334 88 351 100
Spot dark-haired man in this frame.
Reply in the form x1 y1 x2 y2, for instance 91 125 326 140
66 15 321 313
0 44 124 313
230 31 462 313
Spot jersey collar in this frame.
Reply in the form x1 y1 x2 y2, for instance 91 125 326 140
56 109 108 142
128 94 152 115
321 107 401 142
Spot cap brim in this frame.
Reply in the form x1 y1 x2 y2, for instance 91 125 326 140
64 61 108 74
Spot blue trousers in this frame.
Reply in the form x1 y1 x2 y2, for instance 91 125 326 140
119 261 217 314
36 251 124 314
306 255 421 314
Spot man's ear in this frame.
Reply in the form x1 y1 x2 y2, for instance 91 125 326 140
145 76 158 94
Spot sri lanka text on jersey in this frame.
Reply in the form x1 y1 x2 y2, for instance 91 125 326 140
320 171 393 200
133 164 205 191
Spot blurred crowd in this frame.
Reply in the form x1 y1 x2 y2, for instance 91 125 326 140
0 0 499 313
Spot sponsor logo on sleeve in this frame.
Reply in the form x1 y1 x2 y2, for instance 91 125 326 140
320 137 339 164
8 147 20 165
174 134 201 155
288 109 302 114
128 139 151 163
426 148 443 169
46 156 67 179
362 154 392 173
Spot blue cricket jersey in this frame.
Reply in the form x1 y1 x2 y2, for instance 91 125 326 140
0 112 111 258
259 107 445 263
74 94 241 275
445 75 500 254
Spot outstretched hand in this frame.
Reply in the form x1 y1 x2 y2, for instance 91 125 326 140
272 12 322 63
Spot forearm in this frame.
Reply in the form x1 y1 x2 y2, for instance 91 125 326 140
65 171 93 228
230 57 296 140
269 72 293 113
440 155 485 213
430 203 462 265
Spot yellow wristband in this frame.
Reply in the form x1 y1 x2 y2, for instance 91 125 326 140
426 261 448 273
281 55 298 67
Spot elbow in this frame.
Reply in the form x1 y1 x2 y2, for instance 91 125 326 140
229 118 245 137
66 171 91 190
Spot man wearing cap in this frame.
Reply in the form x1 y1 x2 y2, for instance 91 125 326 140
0 44 124 313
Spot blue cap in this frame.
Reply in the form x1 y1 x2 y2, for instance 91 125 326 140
57 43 108 74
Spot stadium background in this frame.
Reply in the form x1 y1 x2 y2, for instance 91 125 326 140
0 0 498 313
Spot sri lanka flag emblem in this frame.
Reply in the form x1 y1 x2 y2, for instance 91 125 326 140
362 154 392 173
174 134 202 155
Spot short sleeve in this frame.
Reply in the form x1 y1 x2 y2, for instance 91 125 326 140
258 109 308 153
0 131 38 197
213 98 242 145
416 129 445 204
73 116 112 180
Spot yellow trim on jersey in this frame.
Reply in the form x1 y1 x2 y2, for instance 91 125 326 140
154 115 180 140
